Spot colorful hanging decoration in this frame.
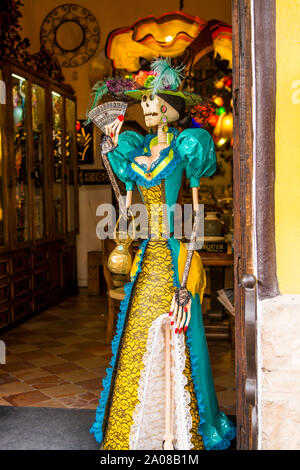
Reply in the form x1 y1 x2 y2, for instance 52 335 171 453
190 102 216 126
105 12 231 72
213 112 233 147
184 20 232 74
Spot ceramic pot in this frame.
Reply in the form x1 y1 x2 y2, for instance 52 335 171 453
204 212 222 237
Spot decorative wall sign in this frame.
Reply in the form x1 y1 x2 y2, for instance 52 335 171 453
78 169 110 186
76 120 94 164
40 4 100 67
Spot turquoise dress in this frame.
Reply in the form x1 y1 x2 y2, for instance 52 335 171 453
91 127 236 450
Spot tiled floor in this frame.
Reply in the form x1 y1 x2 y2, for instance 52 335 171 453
0 289 235 414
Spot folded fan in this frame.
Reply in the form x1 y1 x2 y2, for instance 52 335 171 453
88 101 128 217
88 101 127 133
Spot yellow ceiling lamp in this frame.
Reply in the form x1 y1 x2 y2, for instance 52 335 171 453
106 11 206 72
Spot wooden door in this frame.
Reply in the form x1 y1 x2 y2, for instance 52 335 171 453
232 0 279 449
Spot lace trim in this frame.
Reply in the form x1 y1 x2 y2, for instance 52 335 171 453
129 313 193 450
90 239 149 444
172 320 193 450
126 129 181 189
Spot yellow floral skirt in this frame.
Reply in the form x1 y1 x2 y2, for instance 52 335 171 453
102 239 204 450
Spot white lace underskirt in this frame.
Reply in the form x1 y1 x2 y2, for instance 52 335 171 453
129 313 193 450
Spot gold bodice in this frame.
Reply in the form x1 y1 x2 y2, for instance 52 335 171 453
139 183 169 239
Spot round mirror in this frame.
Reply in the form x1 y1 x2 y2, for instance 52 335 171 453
55 20 85 52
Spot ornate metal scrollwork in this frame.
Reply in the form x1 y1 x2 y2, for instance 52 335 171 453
40 4 100 67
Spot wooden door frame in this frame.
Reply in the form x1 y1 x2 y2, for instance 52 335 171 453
232 0 279 449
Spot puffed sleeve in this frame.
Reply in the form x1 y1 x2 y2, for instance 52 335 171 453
107 131 144 190
176 128 217 187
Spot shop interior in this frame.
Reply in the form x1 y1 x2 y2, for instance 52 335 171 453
0 0 235 449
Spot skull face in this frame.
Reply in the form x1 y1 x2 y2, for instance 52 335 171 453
141 92 179 128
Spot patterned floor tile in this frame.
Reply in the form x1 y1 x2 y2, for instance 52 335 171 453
0 381 34 397
58 336 93 345
44 331 77 339
71 357 103 369
4 390 50 406
56 369 98 383
1 361 35 373
41 383 84 398
26 356 66 368
41 345 78 355
24 375 68 389
8 343 40 354
11 368 51 381
75 378 100 391
32 340 65 349
0 373 18 385
13 350 50 361
42 362 82 374
27 399 68 408
58 350 96 362
0 289 236 412
0 397 12 406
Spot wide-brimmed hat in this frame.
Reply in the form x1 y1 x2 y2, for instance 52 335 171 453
124 58 206 106
86 58 212 122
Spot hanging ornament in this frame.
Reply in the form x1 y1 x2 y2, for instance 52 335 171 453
224 77 232 88
216 106 226 116
215 79 224 89
213 112 233 141
208 115 219 127
214 97 224 107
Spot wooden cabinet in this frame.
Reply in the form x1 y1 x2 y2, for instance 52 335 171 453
0 59 78 331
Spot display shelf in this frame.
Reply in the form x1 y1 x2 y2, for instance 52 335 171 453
0 59 78 331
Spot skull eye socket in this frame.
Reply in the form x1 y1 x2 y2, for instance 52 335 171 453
142 95 147 102
150 94 155 101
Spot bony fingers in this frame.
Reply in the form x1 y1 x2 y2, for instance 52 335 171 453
184 301 192 332
114 122 122 144
175 306 182 334
111 119 119 131
179 308 186 334
171 302 178 326
169 294 176 317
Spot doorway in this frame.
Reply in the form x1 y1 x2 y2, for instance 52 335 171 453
0 0 279 451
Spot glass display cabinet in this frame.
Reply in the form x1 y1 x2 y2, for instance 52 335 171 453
51 90 64 236
0 59 78 329
0 68 7 250
32 82 47 241
12 72 30 244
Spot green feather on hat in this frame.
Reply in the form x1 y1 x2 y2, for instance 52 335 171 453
125 58 207 106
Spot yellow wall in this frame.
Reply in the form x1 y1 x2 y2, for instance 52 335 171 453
275 0 300 293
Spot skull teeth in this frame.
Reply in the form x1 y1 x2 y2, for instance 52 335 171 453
145 112 158 116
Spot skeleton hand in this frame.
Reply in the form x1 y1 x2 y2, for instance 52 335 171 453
105 115 124 146
169 287 192 334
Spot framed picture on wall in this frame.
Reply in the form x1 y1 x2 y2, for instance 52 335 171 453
76 119 94 164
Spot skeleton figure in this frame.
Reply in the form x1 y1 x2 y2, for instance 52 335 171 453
89 59 236 451
105 91 193 333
